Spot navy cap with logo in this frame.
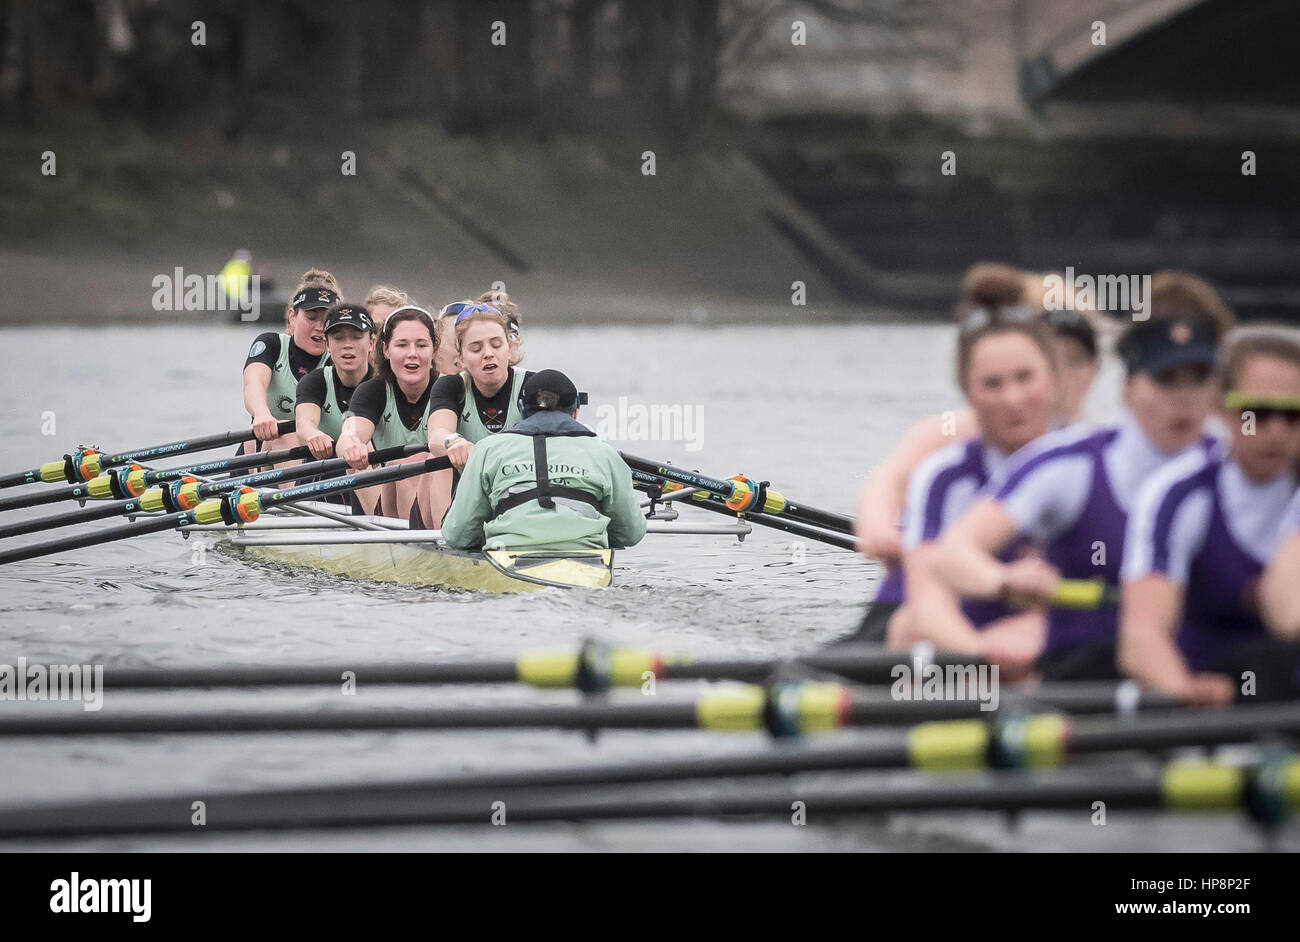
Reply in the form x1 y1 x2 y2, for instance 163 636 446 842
521 369 580 415
1118 317 1218 377
323 302 374 334
291 287 340 311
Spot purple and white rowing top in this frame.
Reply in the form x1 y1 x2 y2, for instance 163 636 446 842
994 411 1214 654
1123 442 1297 670
874 437 1014 626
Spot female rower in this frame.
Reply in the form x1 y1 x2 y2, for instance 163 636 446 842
933 271 1234 679
241 267 339 451
1120 331 1300 702
1260 489 1300 639
477 287 524 363
420 303 532 526
853 264 1101 563
429 290 523 377
336 305 438 518
837 269 1059 677
295 302 376 459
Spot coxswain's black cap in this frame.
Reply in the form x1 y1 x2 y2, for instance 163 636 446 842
292 287 340 311
1118 317 1218 376
323 302 374 334
522 369 580 415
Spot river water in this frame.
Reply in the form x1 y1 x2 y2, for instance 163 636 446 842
0 322 1286 851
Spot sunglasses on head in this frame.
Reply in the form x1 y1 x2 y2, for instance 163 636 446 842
436 301 502 323
1224 392 1300 425
959 304 1037 335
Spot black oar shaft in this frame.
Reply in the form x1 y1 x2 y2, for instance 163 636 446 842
0 443 310 514
0 513 187 566
0 448 378 540
0 497 140 539
0 768 1211 836
104 661 521 689
0 688 1228 737
0 451 446 566
96 422 295 469
0 701 703 735
0 423 297 491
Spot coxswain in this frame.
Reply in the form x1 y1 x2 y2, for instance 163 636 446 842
240 267 339 453
1120 330 1300 702
336 305 438 518
933 271 1234 679
440 369 646 552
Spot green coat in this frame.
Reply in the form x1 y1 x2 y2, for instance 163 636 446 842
441 411 647 552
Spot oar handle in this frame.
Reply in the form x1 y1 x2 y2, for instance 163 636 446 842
1052 578 1119 610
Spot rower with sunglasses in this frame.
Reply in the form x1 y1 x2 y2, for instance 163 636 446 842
934 275 1233 680
337 304 439 517
421 301 533 526
1120 330 1300 703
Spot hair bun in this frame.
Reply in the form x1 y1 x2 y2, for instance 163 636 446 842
959 262 1027 312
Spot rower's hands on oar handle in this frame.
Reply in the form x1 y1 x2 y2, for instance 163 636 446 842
1179 672 1237 707
443 433 473 471
996 557 1061 610
338 438 373 471
251 411 280 442
303 429 335 460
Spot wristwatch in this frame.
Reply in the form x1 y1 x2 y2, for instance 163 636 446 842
443 433 463 450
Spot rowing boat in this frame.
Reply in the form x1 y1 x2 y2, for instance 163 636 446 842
210 505 615 593
190 501 753 593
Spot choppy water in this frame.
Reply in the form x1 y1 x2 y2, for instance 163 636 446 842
0 322 1288 851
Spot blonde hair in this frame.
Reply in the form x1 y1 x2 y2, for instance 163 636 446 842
475 289 523 365
364 284 412 309
286 267 341 330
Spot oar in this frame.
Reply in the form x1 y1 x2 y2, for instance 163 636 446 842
0 454 451 566
633 473 854 550
621 452 853 534
0 422 295 489
0 443 317 518
0 442 317 514
90 645 1172 712
0 679 1202 738
0 444 425 540
0 749 1293 837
